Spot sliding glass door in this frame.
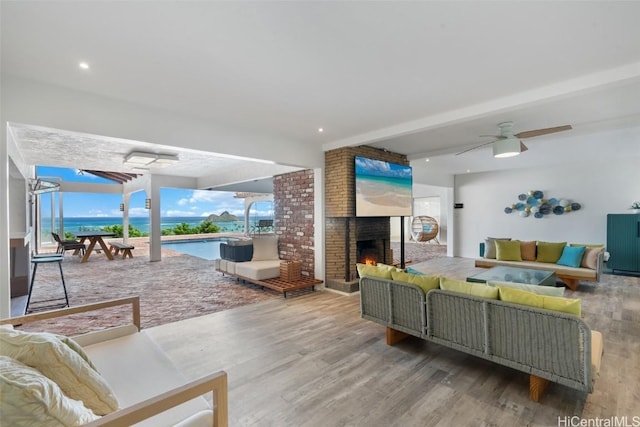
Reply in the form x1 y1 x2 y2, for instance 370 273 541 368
35 190 64 252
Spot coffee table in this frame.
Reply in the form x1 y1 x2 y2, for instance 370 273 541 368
467 265 557 287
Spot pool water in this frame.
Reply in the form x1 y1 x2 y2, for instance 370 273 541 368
161 238 239 261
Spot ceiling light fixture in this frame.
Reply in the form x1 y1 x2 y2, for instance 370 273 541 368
123 151 178 169
493 137 524 158
318 127 324 133
79 62 90 70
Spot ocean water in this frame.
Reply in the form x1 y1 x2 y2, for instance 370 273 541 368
40 216 265 235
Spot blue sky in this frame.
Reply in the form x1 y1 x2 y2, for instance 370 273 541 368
355 156 412 180
37 166 254 218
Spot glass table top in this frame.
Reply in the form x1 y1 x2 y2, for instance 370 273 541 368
467 265 556 286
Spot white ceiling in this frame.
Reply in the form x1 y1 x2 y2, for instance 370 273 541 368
2 1 640 185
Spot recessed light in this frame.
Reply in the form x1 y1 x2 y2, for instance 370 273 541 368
79 62 90 70
425 158 430 162
466 169 471 173
318 127 324 133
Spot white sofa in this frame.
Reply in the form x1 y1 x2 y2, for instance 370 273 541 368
215 235 281 282
0 297 228 427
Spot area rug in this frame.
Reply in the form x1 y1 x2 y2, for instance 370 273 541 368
18 239 446 336
391 240 447 266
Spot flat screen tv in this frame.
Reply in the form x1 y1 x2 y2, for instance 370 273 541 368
355 156 413 217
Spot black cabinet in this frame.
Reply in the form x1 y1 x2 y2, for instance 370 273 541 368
606 213 640 273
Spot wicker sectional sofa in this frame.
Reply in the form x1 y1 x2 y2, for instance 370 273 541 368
359 275 603 401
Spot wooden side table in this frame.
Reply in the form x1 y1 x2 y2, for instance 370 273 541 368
280 260 301 282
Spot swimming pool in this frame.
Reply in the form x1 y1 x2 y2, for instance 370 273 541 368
161 237 240 261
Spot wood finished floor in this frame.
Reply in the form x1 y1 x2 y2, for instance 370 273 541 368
147 257 640 427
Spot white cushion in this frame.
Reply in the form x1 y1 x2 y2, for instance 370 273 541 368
173 410 214 427
219 260 236 275
83 331 210 427
251 236 279 261
236 260 282 280
487 280 565 297
591 330 603 377
0 356 99 426
0 327 119 415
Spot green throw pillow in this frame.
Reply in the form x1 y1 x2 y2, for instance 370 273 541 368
556 246 586 268
495 240 522 261
536 241 567 263
391 270 440 294
498 286 581 316
484 237 511 259
439 277 499 299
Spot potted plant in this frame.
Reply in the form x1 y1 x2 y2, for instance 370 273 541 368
631 201 640 214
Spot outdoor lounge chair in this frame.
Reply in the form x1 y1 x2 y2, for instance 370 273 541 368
52 232 86 256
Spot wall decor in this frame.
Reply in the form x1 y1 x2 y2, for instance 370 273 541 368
505 190 581 218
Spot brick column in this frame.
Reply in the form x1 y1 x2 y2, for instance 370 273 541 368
273 169 315 277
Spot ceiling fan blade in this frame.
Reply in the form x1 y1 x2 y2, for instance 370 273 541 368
515 125 572 139
455 140 496 156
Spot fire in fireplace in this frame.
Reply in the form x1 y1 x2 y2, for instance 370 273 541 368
357 239 386 269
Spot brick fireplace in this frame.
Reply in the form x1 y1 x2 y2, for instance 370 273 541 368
325 146 407 293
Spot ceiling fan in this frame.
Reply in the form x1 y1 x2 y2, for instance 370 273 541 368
456 122 572 158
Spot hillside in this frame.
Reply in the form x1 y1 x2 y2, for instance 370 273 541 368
206 211 240 222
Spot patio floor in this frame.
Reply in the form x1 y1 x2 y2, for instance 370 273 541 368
15 235 446 335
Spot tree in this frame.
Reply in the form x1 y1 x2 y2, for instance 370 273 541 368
171 222 195 235
197 220 220 234
101 224 148 238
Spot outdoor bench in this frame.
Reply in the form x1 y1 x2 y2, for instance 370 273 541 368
109 241 135 258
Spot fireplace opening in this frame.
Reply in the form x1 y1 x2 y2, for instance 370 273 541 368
357 239 386 271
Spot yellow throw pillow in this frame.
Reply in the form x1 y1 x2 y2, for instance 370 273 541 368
439 277 499 299
495 240 523 261
543 294 582 316
376 263 399 274
0 328 119 415
536 241 567 263
0 356 100 426
498 286 581 316
356 263 394 279
391 270 440 294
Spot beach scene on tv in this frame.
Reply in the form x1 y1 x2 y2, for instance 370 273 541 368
355 156 413 217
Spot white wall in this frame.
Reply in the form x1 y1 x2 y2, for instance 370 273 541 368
454 157 640 258
390 183 455 255
413 184 451 243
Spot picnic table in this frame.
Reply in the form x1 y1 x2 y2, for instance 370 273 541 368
74 231 117 263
